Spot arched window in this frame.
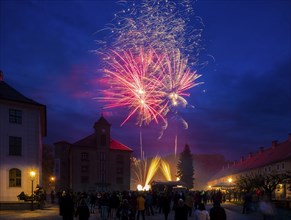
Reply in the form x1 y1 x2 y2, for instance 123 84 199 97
9 168 21 187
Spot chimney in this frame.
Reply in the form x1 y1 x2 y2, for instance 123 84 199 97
272 140 278 148
0 70 3 81
240 156 245 163
248 152 253 159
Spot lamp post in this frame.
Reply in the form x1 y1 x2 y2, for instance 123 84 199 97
228 178 233 202
30 171 36 211
49 176 56 203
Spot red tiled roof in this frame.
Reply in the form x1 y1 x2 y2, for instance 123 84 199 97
72 133 133 152
110 139 133 152
210 138 291 180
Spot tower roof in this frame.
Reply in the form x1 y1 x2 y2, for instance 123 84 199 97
94 115 111 127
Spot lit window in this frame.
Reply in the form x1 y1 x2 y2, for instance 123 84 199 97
9 168 21 187
9 136 22 156
9 109 22 124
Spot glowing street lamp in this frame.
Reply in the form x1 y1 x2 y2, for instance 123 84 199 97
29 171 36 211
50 176 55 190
228 178 232 184
228 177 233 202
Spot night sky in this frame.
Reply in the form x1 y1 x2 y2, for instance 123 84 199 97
1 0 290 160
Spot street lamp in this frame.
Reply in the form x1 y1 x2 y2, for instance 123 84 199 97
50 176 55 189
29 171 36 211
228 178 233 202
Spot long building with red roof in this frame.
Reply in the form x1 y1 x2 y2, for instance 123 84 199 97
208 134 291 200
54 116 133 192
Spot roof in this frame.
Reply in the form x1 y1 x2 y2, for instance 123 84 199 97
0 79 47 136
0 80 41 105
110 139 133 152
73 133 133 152
95 115 111 126
210 137 291 180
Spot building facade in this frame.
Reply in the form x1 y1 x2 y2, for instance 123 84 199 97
208 134 291 200
0 72 46 201
54 116 133 192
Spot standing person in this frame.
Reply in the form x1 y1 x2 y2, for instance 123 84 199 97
136 193 145 220
194 203 210 220
162 193 171 220
89 193 97 214
209 201 226 220
145 192 154 216
259 195 276 220
100 193 110 220
117 199 133 220
51 190 55 204
75 198 90 220
174 199 188 220
242 192 252 214
110 192 121 219
185 192 194 217
59 191 75 220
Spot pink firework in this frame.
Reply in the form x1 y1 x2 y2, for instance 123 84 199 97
162 49 202 109
100 48 168 126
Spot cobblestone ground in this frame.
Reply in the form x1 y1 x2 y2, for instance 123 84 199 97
0 202 290 220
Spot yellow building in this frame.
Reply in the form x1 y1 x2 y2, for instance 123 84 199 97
208 134 291 200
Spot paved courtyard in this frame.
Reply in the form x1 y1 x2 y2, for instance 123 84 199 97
0 202 290 220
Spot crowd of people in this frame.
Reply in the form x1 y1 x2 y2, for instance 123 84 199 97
55 189 228 220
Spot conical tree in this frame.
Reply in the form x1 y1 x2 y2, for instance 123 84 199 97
176 144 194 189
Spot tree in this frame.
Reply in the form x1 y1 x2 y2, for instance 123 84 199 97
176 144 194 189
236 171 291 200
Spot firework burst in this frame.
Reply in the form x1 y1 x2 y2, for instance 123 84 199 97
98 48 168 126
96 0 204 128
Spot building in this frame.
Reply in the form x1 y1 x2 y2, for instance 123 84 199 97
208 134 291 200
0 72 47 201
54 116 133 192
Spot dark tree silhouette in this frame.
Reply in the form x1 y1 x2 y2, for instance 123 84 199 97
236 171 291 200
176 144 194 189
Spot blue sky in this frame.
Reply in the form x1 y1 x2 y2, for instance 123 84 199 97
1 0 290 160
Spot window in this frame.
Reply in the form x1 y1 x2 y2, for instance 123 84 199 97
100 134 106 146
81 152 88 161
9 109 22 124
81 165 88 173
116 177 123 184
116 167 123 175
9 136 22 156
282 163 285 169
116 155 124 164
81 176 89 183
100 152 106 161
9 168 21 187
